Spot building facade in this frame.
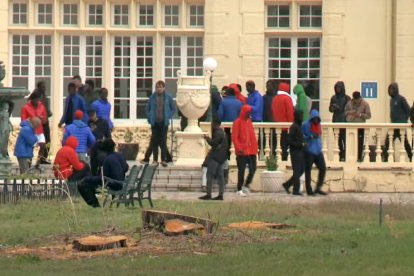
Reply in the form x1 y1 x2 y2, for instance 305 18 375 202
1 0 414 154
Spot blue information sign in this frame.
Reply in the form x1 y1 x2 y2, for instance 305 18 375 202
361 82 378 99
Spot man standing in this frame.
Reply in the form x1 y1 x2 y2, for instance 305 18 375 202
63 110 96 163
282 109 306 196
345 91 371 161
36 81 52 164
72 75 85 96
146 80 175 167
232 105 258 196
293 84 310 121
329 81 350 161
14 117 40 174
59 82 88 127
88 109 111 175
302 110 327 195
91 88 113 130
246 80 263 122
262 80 277 155
272 82 294 161
384 82 412 161
83 79 99 109
199 120 229 200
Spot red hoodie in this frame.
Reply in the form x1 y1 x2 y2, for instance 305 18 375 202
271 92 294 123
53 136 85 179
232 105 258 156
229 83 247 105
21 101 47 135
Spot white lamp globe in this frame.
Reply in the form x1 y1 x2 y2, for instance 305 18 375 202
203 57 218 72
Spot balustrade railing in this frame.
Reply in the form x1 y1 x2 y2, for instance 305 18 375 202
200 122 414 167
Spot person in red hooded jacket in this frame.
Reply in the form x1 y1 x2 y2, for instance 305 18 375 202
228 83 247 105
53 136 90 181
272 82 294 160
232 104 258 196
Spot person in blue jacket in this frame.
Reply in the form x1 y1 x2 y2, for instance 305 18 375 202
59 82 88 127
302 109 327 195
218 87 243 160
145 80 175 167
246 80 263 122
91 87 113 130
14 117 41 173
62 110 96 163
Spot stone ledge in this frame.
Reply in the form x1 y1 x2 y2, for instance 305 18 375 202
358 164 413 171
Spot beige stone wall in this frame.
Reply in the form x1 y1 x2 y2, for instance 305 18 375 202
0 0 9 80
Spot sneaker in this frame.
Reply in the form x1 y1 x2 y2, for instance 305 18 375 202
140 158 149 164
292 192 304 196
242 187 250 194
212 195 223 200
199 194 212 200
314 189 328 196
39 160 51 165
161 161 168 167
236 190 247 197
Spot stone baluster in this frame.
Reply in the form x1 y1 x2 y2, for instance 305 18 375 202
399 129 406 163
264 128 271 159
387 129 395 163
254 126 261 160
275 128 282 162
333 128 340 162
322 127 328 161
363 128 370 163
375 128 382 163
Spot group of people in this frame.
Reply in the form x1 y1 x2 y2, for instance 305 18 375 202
14 75 127 208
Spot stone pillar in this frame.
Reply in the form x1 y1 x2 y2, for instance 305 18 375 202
0 1 9 80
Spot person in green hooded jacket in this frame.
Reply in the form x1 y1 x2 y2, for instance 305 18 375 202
293 84 310 121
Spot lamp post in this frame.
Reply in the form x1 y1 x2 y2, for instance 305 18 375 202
203 57 218 122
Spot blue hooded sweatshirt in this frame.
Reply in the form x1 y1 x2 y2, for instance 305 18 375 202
302 109 322 155
247 90 263 122
62 120 96 153
218 96 243 122
14 120 38 158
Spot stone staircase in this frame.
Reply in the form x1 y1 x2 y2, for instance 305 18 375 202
7 163 238 193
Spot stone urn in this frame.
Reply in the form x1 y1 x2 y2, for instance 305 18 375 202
260 171 286 192
175 70 211 133
175 70 211 166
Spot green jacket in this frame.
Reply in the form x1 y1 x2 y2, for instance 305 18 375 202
293 84 309 121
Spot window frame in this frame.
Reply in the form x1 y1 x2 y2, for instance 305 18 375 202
137 4 155 27
188 4 204 28
163 4 180 27
266 4 290 29
62 3 79 26
298 4 322 28
10 1 28 25
112 4 130 27
87 3 104 26
36 2 53 25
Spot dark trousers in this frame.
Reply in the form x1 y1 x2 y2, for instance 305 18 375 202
144 145 172 162
89 143 108 176
280 130 289 161
383 129 413 162
224 127 232 160
236 155 257 191
206 159 225 196
305 152 326 193
338 128 346 161
77 176 122 208
283 149 305 194
68 162 91 182
357 128 364 161
146 122 168 162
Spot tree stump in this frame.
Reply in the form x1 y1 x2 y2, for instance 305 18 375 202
164 219 206 236
142 210 216 234
72 235 127 252
228 221 295 230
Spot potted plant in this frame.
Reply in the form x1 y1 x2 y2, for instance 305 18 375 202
118 128 140 161
260 154 285 193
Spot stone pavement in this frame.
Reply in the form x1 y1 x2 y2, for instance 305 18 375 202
151 191 414 205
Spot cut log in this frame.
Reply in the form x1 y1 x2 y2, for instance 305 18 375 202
164 219 206 236
228 221 295 230
142 210 216 234
72 235 127 252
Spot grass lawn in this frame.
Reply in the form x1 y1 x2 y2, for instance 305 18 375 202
0 196 414 275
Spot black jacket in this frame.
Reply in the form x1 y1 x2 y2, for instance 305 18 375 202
103 152 129 182
390 94 410 123
89 118 111 141
288 115 304 151
329 82 350 122
206 127 228 164
262 90 277 122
